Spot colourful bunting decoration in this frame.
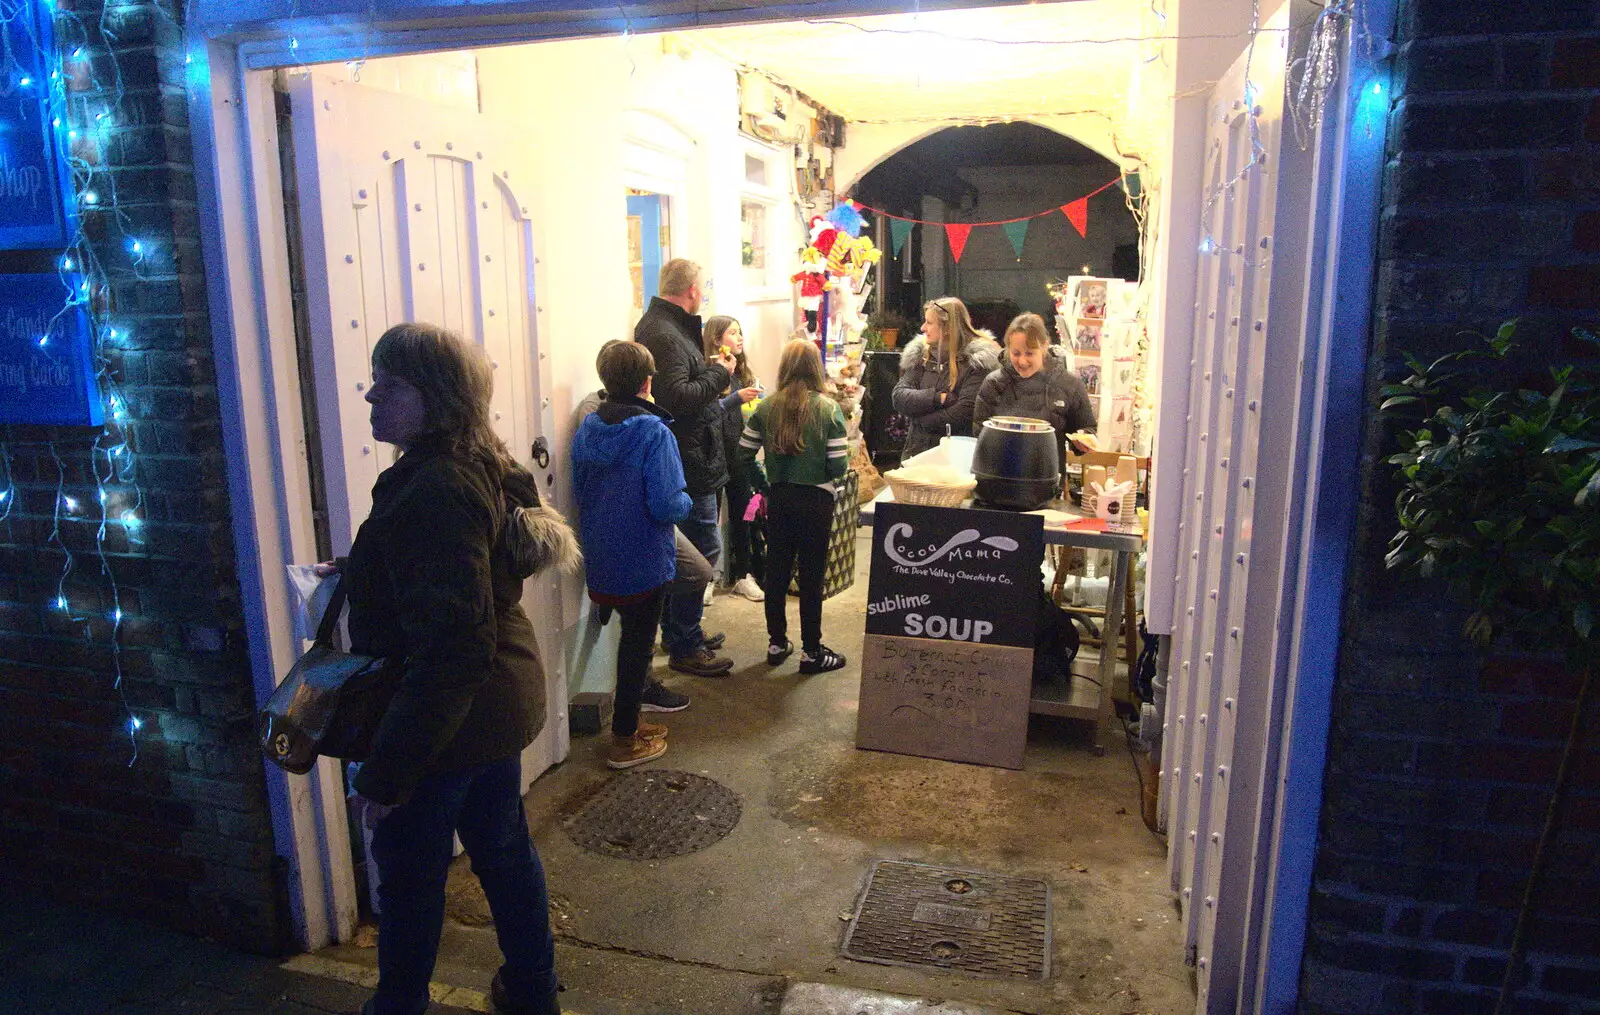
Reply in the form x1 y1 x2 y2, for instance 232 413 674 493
1062 198 1088 238
854 175 1121 263
890 218 914 257
1002 220 1029 260
944 223 973 263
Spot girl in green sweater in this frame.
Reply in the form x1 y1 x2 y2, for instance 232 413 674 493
739 339 850 673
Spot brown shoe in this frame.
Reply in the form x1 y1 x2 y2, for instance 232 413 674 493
606 732 667 769
635 720 668 741
669 647 733 677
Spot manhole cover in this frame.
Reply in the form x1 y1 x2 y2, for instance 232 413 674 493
562 770 741 860
841 860 1051 980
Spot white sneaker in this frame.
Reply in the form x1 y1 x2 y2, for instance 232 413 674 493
732 575 765 602
703 583 714 606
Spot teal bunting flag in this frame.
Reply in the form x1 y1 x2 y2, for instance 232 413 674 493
1002 220 1029 260
890 218 914 256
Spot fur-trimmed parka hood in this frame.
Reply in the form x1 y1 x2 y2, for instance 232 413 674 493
899 332 1002 374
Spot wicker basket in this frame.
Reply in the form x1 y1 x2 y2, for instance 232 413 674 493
883 470 976 508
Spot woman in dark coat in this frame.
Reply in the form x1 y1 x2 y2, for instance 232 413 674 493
891 296 1001 459
341 322 571 1015
973 312 1098 447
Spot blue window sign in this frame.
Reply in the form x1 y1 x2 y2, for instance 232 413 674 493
1 4 76 250
0 274 103 426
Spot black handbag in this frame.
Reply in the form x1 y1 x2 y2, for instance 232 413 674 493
259 575 399 774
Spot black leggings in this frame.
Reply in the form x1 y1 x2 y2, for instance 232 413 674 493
763 483 835 652
722 471 755 582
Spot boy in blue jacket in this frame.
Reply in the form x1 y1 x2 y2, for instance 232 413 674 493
572 341 700 768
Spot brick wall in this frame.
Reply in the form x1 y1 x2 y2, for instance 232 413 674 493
0 2 285 952
1300 2 1600 1013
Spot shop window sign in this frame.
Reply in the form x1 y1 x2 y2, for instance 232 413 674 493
0 274 104 426
1 5 77 250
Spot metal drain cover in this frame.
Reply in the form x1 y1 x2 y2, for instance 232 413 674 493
562 770 741 861
841 861 1051 980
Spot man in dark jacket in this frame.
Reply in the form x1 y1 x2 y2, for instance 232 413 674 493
633 258 736 676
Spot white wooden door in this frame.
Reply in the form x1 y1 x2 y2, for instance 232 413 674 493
1161 9 1306 1011
289 72 570 792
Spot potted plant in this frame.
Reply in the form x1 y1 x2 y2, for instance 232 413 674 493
867 308 909 350
1382 320 1598 1014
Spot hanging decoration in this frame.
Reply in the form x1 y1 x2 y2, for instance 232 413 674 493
1061 197 1089 238
854 176 1121 261
0 0 155 764
792 201 881 349
890 218 915 257
1002 220 1029 260
943 223 973 264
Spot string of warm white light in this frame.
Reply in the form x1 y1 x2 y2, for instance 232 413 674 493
798 17 1287 48
2 0 155 764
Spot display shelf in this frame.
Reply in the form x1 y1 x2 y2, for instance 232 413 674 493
1027 672 1102 719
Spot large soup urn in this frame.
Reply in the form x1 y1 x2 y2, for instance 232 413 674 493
973 416 1061 511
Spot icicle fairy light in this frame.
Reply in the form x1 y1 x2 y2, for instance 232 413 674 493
2 0 157 765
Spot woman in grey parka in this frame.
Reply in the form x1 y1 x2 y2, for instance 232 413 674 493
891 296 1001 459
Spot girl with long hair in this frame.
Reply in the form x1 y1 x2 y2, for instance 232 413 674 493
343 322 567 1015
703 316 764 601
890 296 1001 458
738 339 849 673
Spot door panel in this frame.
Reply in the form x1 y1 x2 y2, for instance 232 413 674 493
290 72 569 799
1161 9 1298 1011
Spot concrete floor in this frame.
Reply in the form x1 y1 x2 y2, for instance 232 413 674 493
327 534 1193 1015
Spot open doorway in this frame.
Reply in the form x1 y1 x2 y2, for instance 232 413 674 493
197 0 1382 1011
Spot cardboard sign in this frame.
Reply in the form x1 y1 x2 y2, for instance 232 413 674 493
863 502 1044 648
0 275 104 426
857 503 1043 768
857 635 1034 769
0 8 76 250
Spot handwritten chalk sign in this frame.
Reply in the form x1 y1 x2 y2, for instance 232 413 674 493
0 275 103 426
864 502 1043 648
856 634 1034 769
0 7 75 250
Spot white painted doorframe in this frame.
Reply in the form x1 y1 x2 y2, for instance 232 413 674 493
187 6 1391 1009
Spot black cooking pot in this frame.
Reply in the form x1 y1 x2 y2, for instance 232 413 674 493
973 416 1061 510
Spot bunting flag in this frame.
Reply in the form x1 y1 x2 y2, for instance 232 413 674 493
890 218 915 256
1062 197 1089 238
1002 220 1029 260
944 223 973 263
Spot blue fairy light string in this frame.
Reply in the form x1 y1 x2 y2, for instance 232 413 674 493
2 0 153 764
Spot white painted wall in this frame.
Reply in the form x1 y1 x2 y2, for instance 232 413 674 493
474 35 801 689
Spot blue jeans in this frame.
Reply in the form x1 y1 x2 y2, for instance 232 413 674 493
367 757 558 1015
662 491 721 657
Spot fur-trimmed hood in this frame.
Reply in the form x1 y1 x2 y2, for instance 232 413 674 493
899 332 1002 374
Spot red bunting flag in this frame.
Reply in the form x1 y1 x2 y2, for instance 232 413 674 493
944 223 973 263
1061 198 1088 238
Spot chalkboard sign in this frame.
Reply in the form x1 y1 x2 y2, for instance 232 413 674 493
0 274 104 426
856 503 1043 769
1 7 76 250
863 502 1044 647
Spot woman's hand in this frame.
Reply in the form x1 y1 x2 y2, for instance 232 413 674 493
349 791 395 830
313 560 341 578
736 386 761 403
938 392 949 405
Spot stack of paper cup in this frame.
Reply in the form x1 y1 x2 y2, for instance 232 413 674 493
1083 465 1107 512
1115 455 1138 490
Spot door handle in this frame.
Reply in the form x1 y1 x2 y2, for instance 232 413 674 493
531 436 550 470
